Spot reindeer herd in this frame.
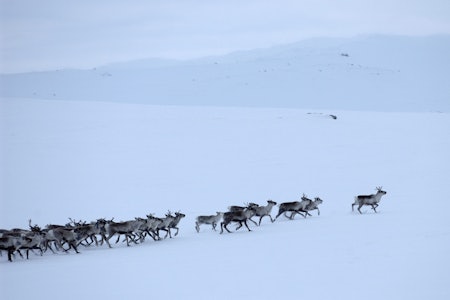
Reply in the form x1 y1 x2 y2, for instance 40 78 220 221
0 211 185 262
1 187 387 262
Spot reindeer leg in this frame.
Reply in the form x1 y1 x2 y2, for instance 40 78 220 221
274 212 283 220
294 210 306 218
372 204 378 213
8 249 14 262
258 215 264 226
248 218 258 226
235 221 243 231
358 204 363 214
244 220 252 232
289 211 297 219
102 234 112 248
195 222 200 233
71 242 80 253
221 222 231 234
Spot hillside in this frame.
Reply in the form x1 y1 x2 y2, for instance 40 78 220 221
1 35 449 112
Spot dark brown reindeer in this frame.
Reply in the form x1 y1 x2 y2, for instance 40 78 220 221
274 194 311 220
228 203 259 226
288 196 323 219
220 205 257 234
352 187 387 214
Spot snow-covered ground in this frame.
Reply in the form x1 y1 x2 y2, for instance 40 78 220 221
1 35 450 299
1 97 449 299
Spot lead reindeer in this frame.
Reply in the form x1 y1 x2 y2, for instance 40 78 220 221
352 186 387 214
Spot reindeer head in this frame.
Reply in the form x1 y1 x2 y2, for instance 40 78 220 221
314 197 323 204
376 186 387 195
267 200 277 205
28 219 42 233
174 211 186 219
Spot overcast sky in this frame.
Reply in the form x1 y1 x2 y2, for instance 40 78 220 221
1 0 450 73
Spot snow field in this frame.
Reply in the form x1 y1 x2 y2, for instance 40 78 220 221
1 98 449 299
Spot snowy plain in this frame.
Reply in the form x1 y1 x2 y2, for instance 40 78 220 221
1 36 450 299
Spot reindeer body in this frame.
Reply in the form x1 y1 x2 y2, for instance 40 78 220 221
250 200 277 225
220 207 256 234
352 187 387 214
155 213 176 239
305 197 323 216
46 227 82 253
0 234 21 262
289 196 323 218
195 212 223 232
104 219 144 246
168 212 185 237
275 195 313 220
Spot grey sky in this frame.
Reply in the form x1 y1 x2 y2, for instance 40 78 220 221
1 0 450 73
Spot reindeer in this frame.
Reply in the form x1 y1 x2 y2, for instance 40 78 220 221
104 219 145 247
16 220 48 259
274 194 311 220
154 212 176 240
141 214 164 241
288 196 323 219
167 212 185 237
0 234 19 262
220 206 257 234
249 200 277 225
228 203 259 226
45 226 83 253
77 219 110 247
1 224 47 261
352 187 387 214
195 212 224 233
306 197 323 216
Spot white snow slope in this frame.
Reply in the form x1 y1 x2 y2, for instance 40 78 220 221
1 36 450 300
1 35 450 112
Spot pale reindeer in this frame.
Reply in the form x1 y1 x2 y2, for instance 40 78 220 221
167 212 186 237
249 200 277 225
195 212 224 233
352 187 387 214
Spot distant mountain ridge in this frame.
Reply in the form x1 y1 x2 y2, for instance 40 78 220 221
1 35 449 112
